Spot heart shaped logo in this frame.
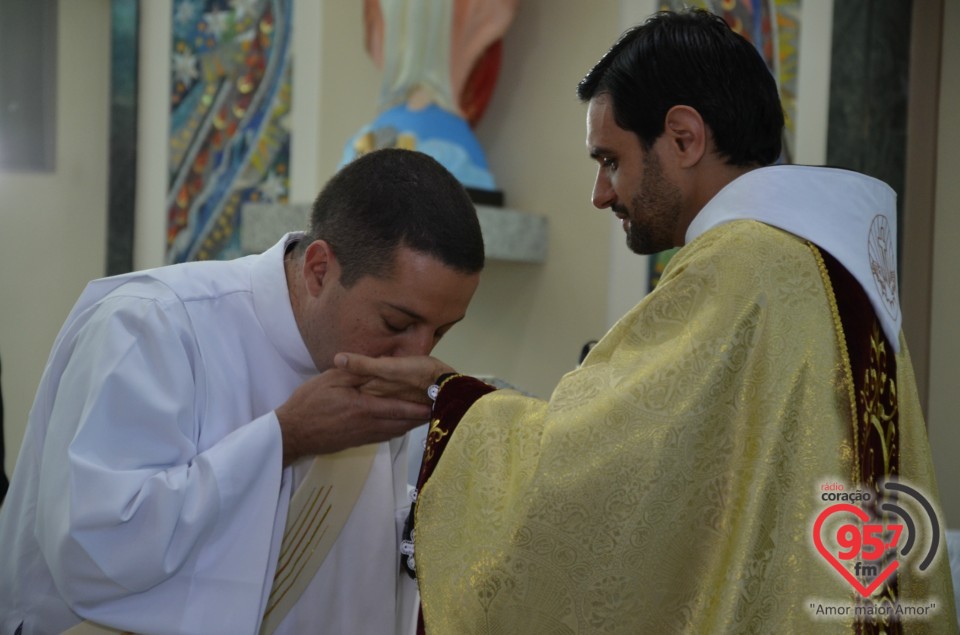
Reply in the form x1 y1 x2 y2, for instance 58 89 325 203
813 503 899 597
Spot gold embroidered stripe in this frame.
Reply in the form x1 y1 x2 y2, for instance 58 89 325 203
258 446 378 635
265 485 333 617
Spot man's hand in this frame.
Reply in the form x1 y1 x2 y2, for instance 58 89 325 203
334 353 455 403
275 369 432 466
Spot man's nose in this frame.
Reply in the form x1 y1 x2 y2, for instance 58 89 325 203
592 171 615 209
396 329 435 357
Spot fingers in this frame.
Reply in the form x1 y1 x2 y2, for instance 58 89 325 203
360 393 431 422
277 374 434 463
334 352 402 379
306 396 430 456
342 394 430 446
334 352 455 390
314 368 367 388
356 378 431 404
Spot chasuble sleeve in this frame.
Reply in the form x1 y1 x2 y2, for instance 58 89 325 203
413 221 957 634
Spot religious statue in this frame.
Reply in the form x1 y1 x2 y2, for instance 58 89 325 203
342 0 519 202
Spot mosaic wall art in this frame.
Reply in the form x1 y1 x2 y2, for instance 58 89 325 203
661 0 800 160
166 0 292 263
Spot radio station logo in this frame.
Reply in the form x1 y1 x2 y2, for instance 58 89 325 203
809 479 944 621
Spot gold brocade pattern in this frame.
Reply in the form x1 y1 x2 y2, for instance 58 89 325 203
810 245 861 482
414 221 957 634
859 324 898 486
856 326 901 634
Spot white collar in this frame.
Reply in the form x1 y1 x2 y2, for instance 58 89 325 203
252 232 317 374
686 165 901 351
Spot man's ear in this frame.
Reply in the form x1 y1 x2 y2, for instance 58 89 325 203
302 240 337 297
663 105 707 168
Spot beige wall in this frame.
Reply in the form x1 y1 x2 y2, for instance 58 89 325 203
928 0 960 528
0 0 110 476
0 1 957 525
433 0 618 397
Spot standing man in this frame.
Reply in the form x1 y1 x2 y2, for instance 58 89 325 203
0 149 484 635
339 9 958 633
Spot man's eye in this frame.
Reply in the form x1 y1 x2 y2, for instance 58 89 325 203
384 320 406 333
600 156 617 170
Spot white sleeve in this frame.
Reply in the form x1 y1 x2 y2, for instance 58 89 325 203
35 293 283 629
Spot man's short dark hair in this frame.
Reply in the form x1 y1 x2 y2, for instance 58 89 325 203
301 148 485 287
577 8 784 167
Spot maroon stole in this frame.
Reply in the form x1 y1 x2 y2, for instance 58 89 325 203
818 246 902 635
404 376 496 635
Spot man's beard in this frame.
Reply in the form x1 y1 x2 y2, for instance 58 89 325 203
621 153 683 255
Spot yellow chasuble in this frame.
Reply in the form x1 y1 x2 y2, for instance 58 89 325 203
414 220 957 634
